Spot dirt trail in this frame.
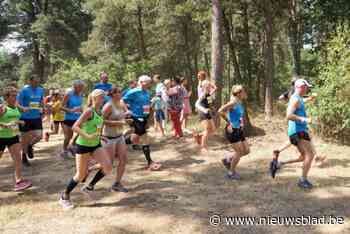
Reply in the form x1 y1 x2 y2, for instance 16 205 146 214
1 115 350 234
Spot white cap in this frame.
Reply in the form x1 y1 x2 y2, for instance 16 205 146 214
294 79 312 88
138 75 152 84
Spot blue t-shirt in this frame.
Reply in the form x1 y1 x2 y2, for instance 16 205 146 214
288 93 308 136
17 85 44 120
94 82 112 92
228 102 244 128
64 91 83 121
122 88 150 118
121 88 131 98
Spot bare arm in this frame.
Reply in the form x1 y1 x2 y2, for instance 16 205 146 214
195 95 209 113
218 100 237 125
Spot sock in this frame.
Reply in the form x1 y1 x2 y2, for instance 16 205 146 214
64 178 79 197
300 176 306 182
125 135 132 145
142 145 152 165
88 169 105 188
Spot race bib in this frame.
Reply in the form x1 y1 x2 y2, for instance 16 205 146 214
30 101 40 109
207 96 213 105
96 124 103 135
143 105 150 115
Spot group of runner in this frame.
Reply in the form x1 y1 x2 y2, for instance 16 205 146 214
0 70 324 209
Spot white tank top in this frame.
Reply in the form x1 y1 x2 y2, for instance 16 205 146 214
102 101 124 137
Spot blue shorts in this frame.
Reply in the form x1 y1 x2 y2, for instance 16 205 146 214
155 110 165 122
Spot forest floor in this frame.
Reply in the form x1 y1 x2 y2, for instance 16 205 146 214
1 113 350 234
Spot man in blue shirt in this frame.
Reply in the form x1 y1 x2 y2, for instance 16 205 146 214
94 72 112 92
17 76 45 166
123 75 161 171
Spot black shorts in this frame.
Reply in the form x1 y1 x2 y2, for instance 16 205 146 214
63 119 77 127
75 143 102 154
0 136 20 152
155 110 165 122
53 120 63 125
289 131 311 146
199 112 212 121
225 127 245 143
131 116 148 136
19 118 43 132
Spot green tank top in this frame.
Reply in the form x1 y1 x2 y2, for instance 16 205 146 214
0 106 21 138
76 108 103 147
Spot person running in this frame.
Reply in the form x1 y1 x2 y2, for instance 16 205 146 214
283 79 315 189
122 75 161 171
151 92 166 137
197 71 217 98
82 87 130 193
61 80 84 158
218 85 250 180
180 77 192 132
167 77 185 138
59 89 112 209
44 90 64 141
194 80 216 153
43 89 54 129
0 87 32 191
94 72 113 103
269 79 326 178
17 76 45 166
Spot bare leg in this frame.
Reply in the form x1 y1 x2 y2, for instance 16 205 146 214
8 143 23 183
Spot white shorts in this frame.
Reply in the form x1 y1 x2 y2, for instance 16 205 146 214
101 135 125 145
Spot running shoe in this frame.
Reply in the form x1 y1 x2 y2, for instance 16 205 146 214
221 158 231 171
59 151 69 159
59 193 74 210
225 172 241 180
81 185 96 200
22 154 31 167
298 179 313 189
111 182 128 193
269 159 280 179
14 179 32 192
27 145 34 159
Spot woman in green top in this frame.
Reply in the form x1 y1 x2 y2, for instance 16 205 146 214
59 89 112 210
0 87 32 191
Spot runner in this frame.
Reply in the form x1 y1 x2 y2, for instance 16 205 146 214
180 77 192 133
284 79 315 189
218 85 250 180
61 80 84 158
194 80 216 154
17 76 45 166
82 86 130 193
43 89 54 129
270 78 326 178
122 75 161 171
197 71 217 98
94 72 113 103
44 90 64 141
59 89 112 209
167 77 185 138
151 92 166 137
0 87 32 191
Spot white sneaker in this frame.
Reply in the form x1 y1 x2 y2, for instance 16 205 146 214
59 195 74 210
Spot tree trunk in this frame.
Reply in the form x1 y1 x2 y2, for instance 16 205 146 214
241 2 252 87
263 0 274 120
222 9 242 82
288 0 302 76
136 5 147 60
211 0 224 127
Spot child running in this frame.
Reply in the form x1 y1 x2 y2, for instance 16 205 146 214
218 85 250 180
59 89 112 209
167 77 185 138
44 90 64 141
0 87 32 191
180 77 192 133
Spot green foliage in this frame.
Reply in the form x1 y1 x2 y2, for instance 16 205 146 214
309 26 350 143
0 49 20 87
